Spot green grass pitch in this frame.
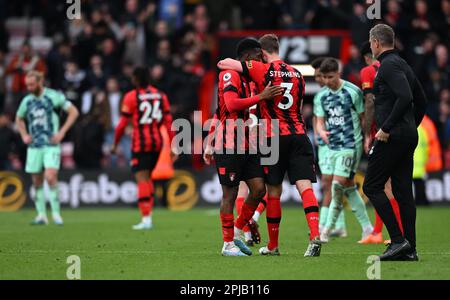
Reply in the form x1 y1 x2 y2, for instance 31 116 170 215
0 207 449 280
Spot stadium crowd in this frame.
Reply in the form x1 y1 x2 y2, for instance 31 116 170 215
0 0 449 171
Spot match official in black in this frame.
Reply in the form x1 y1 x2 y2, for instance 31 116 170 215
362 24 427 261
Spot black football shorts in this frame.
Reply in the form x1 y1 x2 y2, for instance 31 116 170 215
214 153 264 187
262 134 317 185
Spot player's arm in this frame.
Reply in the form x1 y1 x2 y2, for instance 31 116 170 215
218 59 266 85
112 93 133 154
52 104 79 144
15 98 32 145
160 93 178 161
15 115 32 145
379 64 413 134
217 58 243 73
360 67 375 136
203 113 219 165
316 117 329 145
224 81 282 113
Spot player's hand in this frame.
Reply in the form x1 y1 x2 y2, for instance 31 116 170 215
364 135 373 154
318 130 330 145
203 146 214 165
51 131 65 144
259 82 284 101
375 129 389 143
21 134 32 145
110 144 117 155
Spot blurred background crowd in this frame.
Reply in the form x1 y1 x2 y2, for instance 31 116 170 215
0 0 449 172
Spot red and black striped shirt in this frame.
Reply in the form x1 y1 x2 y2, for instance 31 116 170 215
214 70 253 151
242 59 306 137
120 85 174 153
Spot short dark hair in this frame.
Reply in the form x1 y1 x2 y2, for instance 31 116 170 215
369 24 395 47
360 41 372 57
320 58 339 73
236 38 261 60
133 67 150 88
259 34 279 54
311 57 327 70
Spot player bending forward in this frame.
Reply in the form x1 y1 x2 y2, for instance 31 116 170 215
112 67 177 230
314 58 374 243
16 71 79 225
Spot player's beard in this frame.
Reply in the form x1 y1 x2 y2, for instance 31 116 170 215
32 86 43 96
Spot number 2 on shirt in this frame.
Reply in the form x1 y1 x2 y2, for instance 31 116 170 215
139 101 162 124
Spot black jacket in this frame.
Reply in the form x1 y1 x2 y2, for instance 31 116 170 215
373 49 427 140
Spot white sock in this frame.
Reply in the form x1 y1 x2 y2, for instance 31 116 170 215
244 231 252 241
143 216 152 224
234 226 242 239
363 225 373 234
252 211 261 222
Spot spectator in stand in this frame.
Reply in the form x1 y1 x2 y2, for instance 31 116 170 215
350 1 373 48
0 114 19 170
426 44 450 121
86 54 108 91
438 88 450 147
73 23 97 70
342 44 364 87
61 60 87 112
105 77 131 166
5 41 46 115
409 0 435 49
122 23 145 67
437 0 450 44
100 38 122 76
118 61 134 93
46 40 72 89
74 91 110 169
0 50 6 113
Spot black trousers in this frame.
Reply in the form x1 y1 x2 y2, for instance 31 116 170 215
363 137 418 250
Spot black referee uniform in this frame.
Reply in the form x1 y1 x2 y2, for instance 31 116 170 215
363 49 427 260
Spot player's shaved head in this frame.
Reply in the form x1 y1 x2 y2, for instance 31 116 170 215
259 34 279 54
236 38 263 62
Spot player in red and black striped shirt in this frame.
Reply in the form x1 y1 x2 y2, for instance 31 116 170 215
218 34 322 257
358 42 403 244
204 38 283 256
112 67 176 230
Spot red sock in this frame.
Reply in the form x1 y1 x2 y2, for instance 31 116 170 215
301 189 320 240
235 202 257 230
373 210 384 234
220 213 234 242
256 194 267 215
137 181 151 217
266 196 281 250
390 198 404 235
235 197 249 232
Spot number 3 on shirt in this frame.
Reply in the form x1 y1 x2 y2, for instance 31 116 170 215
139 101 162 124
278 82 294 110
